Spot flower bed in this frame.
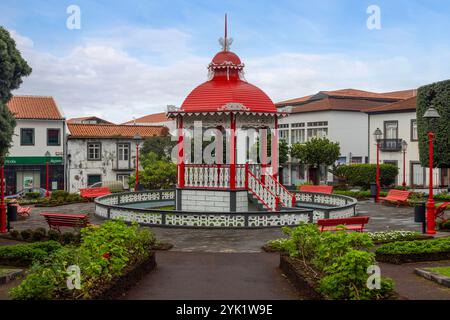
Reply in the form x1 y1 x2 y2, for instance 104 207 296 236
375 237 450 264
10 220 156 300
275 224 395 300
367 231 431 244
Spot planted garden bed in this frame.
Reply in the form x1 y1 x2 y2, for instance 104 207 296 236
375 237 450 264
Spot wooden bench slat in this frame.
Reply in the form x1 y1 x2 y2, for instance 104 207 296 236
317 216 369 232
299 185 334 194
40 213 90 231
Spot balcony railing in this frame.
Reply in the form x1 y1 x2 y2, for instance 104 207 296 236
379 139 403 152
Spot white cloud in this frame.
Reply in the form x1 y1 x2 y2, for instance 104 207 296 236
9 28 450 123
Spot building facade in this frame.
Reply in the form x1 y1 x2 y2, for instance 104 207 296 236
4 96 66 195
276 89 416 186
366 96 447 188
66 123 167 192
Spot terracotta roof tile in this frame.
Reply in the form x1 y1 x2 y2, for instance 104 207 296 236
67 116 114 124
122 112 172 125
289 97 389 114
364 96 417 114
6 96 64 120
68 123 168 139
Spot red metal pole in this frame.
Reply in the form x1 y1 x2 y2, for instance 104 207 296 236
376 142 380 203
0 165 6 233
244 162 249 190
230 113 236 190
45 161 50 197
135 143 139 191
272 116 279 180
177 116 185 188
402 150 406 187
261 128 267 184
426 132 436 235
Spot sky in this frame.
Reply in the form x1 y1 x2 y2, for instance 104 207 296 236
1 0 450 123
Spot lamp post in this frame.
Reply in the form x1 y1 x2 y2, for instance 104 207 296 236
133 134 143 192
401 140 408 187
45 151 51 198
423 106 441 235
0 162 6 233
373 128 383 203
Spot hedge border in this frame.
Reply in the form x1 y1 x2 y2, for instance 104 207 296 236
376 251 450 264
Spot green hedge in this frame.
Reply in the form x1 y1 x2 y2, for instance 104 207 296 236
0 241 62 266
333 164 399 189
417 79 450 168
376 237 450 255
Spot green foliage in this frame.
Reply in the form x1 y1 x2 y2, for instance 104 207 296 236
0 27 32 160
333 190 373 199
9 230 19 238
278 139 290 165
290 137 340 167
376 237 450 255
31 228 47 241
130 151 177 189
34 191 86 207
0 241 61 266
416 79 450 168
140 135 175 161
333 164 399 189
10 220 156 300
438 220 450 230
47 229 60 241
24 192 40 199
20 229 33 241
277 224 394 300
319 250 394 300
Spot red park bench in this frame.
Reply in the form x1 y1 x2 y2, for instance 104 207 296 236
317 216 370 232
41 213 90 232
299 185 334 194
436 202 450 221
379 189 411 207
79 187 111 199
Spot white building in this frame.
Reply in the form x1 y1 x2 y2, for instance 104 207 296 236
276 89 415 186
5 96 66 195
366 96 447 188
66 123 168 192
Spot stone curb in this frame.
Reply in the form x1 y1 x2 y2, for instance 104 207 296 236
414 268 450 288
0 269 25 285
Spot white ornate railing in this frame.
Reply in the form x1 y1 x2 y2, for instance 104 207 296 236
184 164 246 189
247 171 279 211
265 174 295 208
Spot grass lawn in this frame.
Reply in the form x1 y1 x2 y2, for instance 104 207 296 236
153 205 176 210
426 266 450 278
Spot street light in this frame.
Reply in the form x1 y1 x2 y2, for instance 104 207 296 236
423 105 441 235
0 162 6 233
133 133 143 191
45 151 51 198
401 140 408 187
373 128 383 203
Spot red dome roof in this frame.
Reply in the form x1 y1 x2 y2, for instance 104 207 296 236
211 51 241 65
181 76 276 113
181 51 276 113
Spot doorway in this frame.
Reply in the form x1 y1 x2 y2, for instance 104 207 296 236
16 170 41 192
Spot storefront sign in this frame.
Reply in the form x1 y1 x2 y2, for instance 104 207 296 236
4 156 63 165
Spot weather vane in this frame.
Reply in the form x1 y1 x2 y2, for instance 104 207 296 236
219 14 233 51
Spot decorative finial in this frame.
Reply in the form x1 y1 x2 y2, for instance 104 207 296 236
219 13 233 51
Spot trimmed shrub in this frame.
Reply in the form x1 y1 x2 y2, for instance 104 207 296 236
376 237 450 255
0 241 62 266
47 229 60 241
31 228 47 241
9 230 19 238
20 229 33 241
333 164 399 189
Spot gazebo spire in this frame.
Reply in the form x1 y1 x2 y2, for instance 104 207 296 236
219 14 233 51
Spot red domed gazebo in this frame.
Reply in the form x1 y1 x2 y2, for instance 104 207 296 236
167 15 294 212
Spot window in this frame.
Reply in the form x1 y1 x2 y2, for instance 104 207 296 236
337 157 347 165
384 121 398 139
307 121 328 127
20 128 34 146
87 142 101 160
279 130 289 142
351 157 363 164
47 129 60 146
118 143 130 161
291 123 305 128
411 119 418 141
307 127 328 140
87 174 101 187
278 124 289 129
117 174 130 189
291 129 305 144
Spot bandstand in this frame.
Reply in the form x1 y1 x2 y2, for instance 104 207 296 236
167 17 293 212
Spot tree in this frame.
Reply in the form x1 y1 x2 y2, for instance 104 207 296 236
290 138 340 184
279 139 290 165
0 27 32 163
416 79 450 168
130 152 177 190
140 134 175 161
